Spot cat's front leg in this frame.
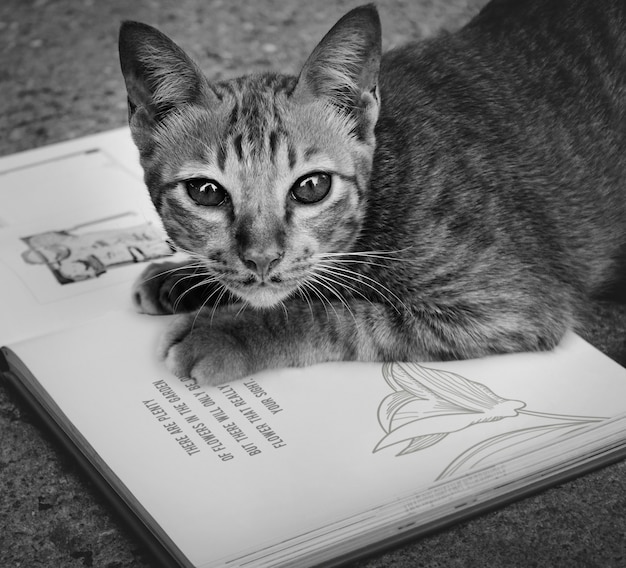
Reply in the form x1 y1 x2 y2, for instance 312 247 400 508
157 300 418 385
157 292 571 385
159 309 250 385
132 259 226 315
158 304 347 385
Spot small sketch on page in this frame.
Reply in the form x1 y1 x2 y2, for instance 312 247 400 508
20 212 172 284
373 362 606 480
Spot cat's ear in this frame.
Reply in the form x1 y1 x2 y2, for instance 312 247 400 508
119 21 217 126
293 4 382 136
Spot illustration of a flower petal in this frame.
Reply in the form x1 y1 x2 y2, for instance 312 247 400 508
383 362 433 398
374 412 492 452
396 433 449 456
382 395 476 433
377 391 416 433
390 362 526 413
374 432 448 455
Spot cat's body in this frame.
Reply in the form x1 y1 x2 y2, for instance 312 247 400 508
120 0 626 385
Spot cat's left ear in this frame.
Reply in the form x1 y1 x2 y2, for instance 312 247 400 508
293 4 382 139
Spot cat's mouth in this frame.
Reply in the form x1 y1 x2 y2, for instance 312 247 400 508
215 258 313 309
225 277 298 308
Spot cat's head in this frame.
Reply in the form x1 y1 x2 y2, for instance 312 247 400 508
119 5 381 308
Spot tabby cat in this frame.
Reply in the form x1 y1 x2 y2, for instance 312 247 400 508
119 0 626 385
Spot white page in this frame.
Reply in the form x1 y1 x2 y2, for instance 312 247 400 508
6 309 626 567
0 131 173 345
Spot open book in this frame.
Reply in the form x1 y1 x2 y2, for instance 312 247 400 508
2 129 626 568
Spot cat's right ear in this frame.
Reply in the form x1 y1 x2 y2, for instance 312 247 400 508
292 4 382 139
118 21 217 129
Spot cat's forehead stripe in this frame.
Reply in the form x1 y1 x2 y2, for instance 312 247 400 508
217 143 227 172
287 143 297 169
269 131 279 162
208 75 359 172
304 146 322 161
226 103 239 132
233 133 244 161
211 74 300 163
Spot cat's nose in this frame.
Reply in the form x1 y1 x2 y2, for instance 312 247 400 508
241 249 284 280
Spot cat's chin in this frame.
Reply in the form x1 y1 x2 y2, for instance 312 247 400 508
231 285 295 309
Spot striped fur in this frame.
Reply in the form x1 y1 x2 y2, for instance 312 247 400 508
120 1 626 385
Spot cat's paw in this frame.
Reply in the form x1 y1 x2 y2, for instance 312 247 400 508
132 261 195 315
158 311 250 385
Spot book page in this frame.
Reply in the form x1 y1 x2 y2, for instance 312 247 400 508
0 134 173 345
5 309 626 567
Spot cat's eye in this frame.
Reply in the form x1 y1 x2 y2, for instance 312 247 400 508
185 178 228 207
290 172 332 204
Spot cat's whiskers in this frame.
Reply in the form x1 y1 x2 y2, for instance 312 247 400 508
207 285 232 327
137 260 206 286
317 246 413 262
165 242 215 265
312 248 413 289
296 284 317 321
277 299 290 321
297 279 331 320
310 269 369 312
148 244 230 314
234 300 251 319
313 258 412 316
319 257 390 271
172 274 221 313
307 280 336 321
318 248 413 270
186 282 231 333
306 271 358 325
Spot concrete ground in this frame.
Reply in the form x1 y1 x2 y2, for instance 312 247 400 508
1 0 626 567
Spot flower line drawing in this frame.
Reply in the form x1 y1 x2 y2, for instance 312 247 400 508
373 362 606 479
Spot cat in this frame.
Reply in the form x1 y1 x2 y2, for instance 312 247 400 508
119 0 626 385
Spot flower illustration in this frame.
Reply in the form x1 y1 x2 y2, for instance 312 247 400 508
374 362 526 456
374 362 605 470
